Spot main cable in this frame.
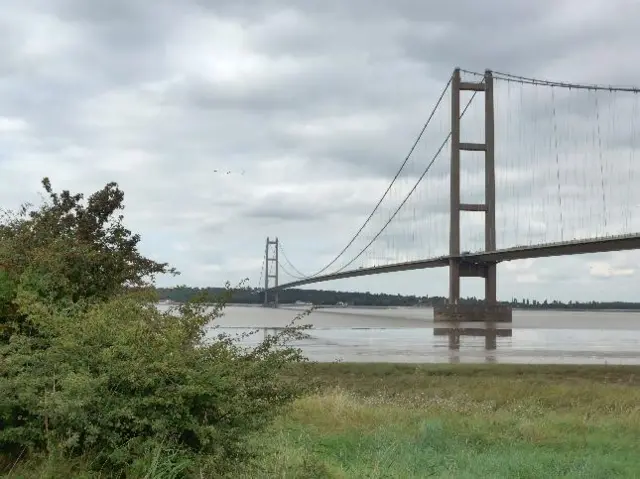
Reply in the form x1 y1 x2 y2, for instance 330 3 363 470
283 75 454 279
331 135 450 274
277 241 308 280
329 87 482 275
461 69 640 93
277 259 302 282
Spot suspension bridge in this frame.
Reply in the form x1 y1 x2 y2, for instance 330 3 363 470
256 68 640 321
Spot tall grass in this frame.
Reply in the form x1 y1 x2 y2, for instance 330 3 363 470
241 364 640 478
4 364 640 478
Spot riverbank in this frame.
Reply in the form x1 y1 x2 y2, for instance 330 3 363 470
5 364 640 478
243 363 640 477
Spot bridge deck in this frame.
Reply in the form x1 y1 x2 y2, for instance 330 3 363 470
272 233 640 290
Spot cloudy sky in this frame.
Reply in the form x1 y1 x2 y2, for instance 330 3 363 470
2 0 640 302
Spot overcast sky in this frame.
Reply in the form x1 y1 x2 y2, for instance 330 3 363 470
2 0 640 302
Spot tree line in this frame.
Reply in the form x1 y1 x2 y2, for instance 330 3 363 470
156 286 640 310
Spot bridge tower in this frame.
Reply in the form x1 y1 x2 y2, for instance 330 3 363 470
435 68 512 322
263 237 279 308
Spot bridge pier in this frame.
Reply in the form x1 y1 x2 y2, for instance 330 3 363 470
434 302 512 322
436 258 512 322
439 68 513 322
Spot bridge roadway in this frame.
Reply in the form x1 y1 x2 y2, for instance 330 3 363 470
272 233 640 290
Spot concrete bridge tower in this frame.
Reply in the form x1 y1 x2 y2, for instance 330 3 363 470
434 68 512 322
263 237 279 307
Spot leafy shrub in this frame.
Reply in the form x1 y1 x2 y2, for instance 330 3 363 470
0 179 309 476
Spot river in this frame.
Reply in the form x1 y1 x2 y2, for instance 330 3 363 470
158 304 640 365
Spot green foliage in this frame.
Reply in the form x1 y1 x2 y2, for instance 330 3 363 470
0 178 174 342
0 179 309 476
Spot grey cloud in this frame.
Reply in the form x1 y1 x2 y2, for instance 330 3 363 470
244 202 330 222
1 0 639 300
206 0 546 28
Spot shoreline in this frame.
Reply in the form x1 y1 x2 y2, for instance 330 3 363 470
160 302 640 313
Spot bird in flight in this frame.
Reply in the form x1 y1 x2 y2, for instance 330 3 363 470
212 169 245 176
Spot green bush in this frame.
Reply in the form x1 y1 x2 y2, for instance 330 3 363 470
0 179 309 476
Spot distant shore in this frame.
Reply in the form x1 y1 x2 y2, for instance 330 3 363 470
155 286 640 311
158 301 640 313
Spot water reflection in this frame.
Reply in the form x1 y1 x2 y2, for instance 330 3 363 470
204 325 640 365
433 324 513 363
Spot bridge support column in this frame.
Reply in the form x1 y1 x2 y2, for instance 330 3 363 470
434 302 512 322
263 237 279 308
437 67 512 322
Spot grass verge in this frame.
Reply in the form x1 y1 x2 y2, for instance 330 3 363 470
243 363 640 478
4 363 640 478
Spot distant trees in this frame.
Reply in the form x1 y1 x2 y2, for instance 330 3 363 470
157 287 640 310
156 286 427 307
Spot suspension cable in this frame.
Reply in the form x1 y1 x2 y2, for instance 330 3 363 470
283 74 454 279
277 260 300 281
331 134 449 274
255 256 265 294
277 241 308 279
329 88 481 275
274 68 640 284
461 68 640 93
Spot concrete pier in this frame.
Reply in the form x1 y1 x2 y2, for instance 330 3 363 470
433 303 513 322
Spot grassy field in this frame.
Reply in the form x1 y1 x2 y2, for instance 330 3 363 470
4 363 640 478
241 363 640 478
